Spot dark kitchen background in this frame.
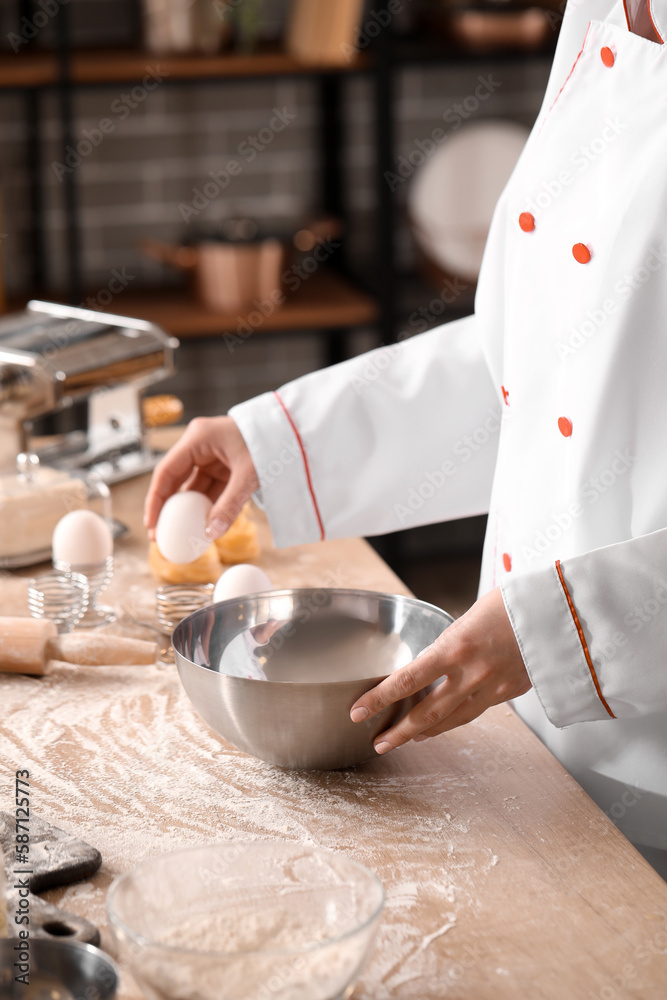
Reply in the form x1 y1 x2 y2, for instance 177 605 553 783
0 0 559 610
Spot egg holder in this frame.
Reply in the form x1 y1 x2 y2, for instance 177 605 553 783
155 583 214 661
156 583 214 633
28 571 89 632
51 556 116 628
117 584 213 663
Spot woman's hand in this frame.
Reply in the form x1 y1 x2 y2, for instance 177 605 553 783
350 587 531 753
143 416 259 539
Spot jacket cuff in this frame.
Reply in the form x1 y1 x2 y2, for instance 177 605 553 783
228 392 324 549
501 562 613 728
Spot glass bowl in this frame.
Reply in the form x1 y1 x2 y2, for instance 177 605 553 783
107 842 385 1000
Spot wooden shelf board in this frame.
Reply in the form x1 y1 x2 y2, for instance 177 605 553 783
0 51 56 88
0 46 369 88
97 271 378 338
72 47 370 83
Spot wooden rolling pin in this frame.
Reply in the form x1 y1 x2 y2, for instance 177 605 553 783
0 618 157 676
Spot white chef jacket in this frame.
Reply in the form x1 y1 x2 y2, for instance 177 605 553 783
230 0 667 850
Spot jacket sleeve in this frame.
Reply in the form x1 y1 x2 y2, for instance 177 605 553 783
228 314 501 548
501 529 667 726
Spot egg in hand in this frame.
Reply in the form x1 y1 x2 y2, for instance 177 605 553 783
155 491 213 565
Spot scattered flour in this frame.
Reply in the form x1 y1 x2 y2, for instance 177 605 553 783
420 915 457 950
0 653 507 998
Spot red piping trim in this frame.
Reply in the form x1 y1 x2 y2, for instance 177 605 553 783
623 0 632 30
647 0 664 42
491 513 498 588
555 560 616 719
273 390 325 541
623 0 663 42
540 23 591 133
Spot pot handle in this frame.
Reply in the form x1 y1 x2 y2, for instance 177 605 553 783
140 238 198 270
293 216 344 252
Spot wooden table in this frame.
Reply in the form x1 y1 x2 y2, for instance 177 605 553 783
1 461 666 999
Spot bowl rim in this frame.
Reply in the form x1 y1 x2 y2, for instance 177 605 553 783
106 840 385 960
172 586 454 682
0 937 119 993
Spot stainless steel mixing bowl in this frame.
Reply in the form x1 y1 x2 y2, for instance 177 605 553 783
172 588 453 770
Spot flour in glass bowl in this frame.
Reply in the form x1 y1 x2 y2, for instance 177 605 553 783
111 846 383 1000
130 913 373 1000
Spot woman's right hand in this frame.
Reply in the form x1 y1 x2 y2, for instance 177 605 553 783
143 416 259 540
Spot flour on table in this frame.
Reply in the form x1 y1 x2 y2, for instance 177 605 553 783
420 914 457 950
0 655 505 999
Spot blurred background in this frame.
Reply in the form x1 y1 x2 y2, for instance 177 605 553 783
0 0 561 609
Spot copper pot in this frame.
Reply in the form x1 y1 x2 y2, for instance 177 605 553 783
141 237 285 314
141 218 342 314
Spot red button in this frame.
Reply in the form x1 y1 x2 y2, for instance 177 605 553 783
600 46 615 67
519 212 535 233
558 417 573 437
502 553 512 572
572 243 592 264
501 385 510 406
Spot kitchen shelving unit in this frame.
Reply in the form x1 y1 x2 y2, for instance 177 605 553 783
1 2 556 572
0 3 556 360
0 8 392 367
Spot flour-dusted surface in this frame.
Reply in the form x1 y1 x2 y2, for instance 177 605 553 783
1 459 666 999
0 654 504 998
2 654 666 999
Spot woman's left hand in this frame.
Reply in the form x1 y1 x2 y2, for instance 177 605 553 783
350 586 531 753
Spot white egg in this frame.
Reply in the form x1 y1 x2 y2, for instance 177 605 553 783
213 564 272 603
155 491 213 565
52 509 113 566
